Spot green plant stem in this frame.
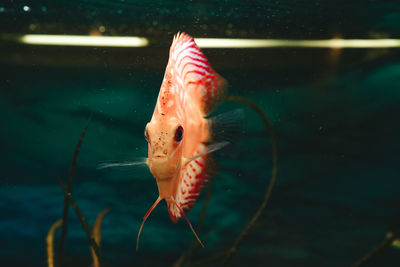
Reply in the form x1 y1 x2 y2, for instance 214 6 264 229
221 95 278 266
57 177 103 266
58 116 91 260
352 231 400 267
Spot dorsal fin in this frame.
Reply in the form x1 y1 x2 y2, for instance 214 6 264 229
169 32 226 115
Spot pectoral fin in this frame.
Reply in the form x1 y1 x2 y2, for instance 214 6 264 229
182 141 229 166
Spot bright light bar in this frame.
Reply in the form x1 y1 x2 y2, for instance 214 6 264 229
19 34 149 47
16 34 400 49
194 38 400 48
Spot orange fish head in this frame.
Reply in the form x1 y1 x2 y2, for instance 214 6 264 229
145 115 184 198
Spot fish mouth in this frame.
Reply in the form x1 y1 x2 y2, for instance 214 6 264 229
152 154 167 160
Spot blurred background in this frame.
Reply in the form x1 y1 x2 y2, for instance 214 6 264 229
1 0 400 266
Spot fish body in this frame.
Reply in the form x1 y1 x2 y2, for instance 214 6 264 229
97 32 236 249
145 32 226 222
133 32 244 249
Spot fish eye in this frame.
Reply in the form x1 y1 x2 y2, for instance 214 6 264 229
174 126 183 142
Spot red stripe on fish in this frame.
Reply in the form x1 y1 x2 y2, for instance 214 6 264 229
169 32 227 115
168 144 212 222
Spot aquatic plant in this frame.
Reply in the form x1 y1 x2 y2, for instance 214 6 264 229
222 96 278 266
352 210 400 266
57 177 103 265
46 219 62 267
58 117 91 259
46 118 108 267
91 208 111 267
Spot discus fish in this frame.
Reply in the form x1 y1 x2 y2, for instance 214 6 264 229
137 32 234 250
98 32 242 249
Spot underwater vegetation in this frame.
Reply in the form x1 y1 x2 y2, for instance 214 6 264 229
43 92 400 266
45 94 278 267
352 211 400 267
46 117 106 267
45 93 400 266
